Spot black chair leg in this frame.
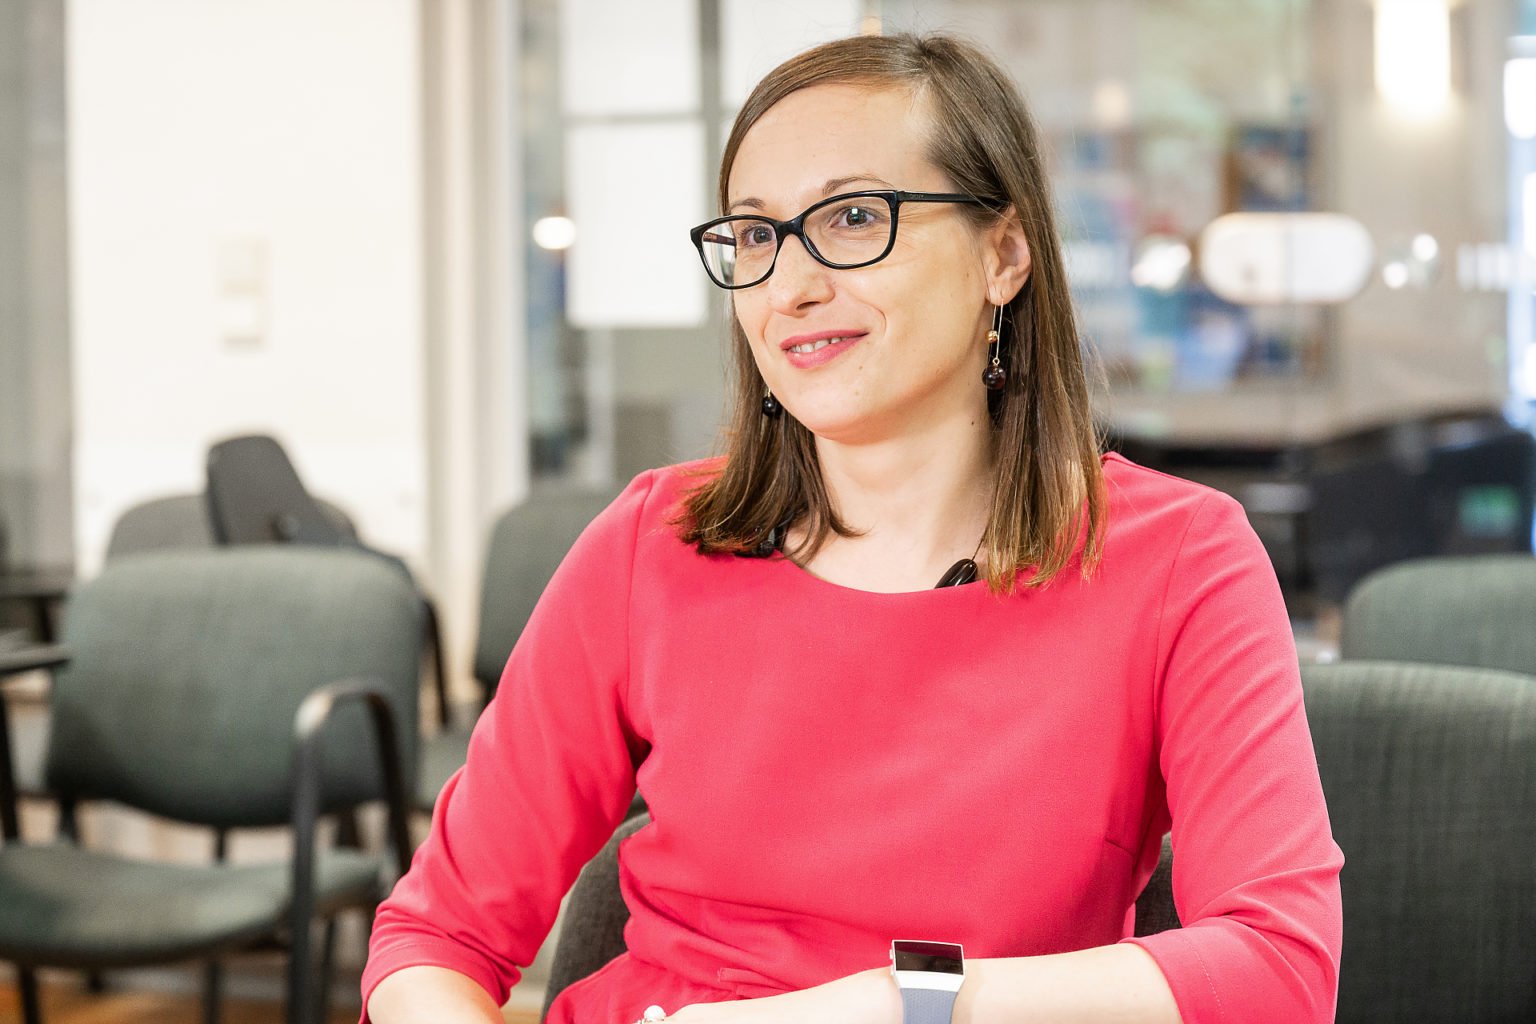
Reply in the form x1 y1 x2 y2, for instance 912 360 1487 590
196 827 227 1024
58 800 106 998
315 917 338 1024
287 918 314 1024
19 966 42 1024
202 960 223 1024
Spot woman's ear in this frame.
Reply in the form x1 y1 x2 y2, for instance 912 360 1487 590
983 207 1032 307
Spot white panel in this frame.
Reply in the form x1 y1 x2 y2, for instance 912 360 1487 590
1506 58 1536 140
1199 213 1374 305
721 0 862 108
565 121 708 327
558 0 698 116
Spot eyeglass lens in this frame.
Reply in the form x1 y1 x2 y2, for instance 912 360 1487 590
698 195 894 287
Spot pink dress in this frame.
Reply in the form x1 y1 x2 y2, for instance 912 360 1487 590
363 453 1343 1024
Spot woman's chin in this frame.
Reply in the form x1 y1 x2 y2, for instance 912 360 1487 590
784 407 890 447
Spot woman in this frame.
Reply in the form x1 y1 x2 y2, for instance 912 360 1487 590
365 33 1342 1024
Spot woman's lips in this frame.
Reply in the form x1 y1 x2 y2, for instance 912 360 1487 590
780 331 867 369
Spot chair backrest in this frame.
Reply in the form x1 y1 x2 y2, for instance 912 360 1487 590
542 813 650 1018
473 490 617 695
106 492 359 562
1132 833 1178 938
45 547 423 829
104 494 215 560
540 815 1178 1020
205 434 351 546
1341 554 1536 674
1301 659 1536 1022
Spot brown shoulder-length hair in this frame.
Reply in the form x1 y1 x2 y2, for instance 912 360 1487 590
676 32 1106 592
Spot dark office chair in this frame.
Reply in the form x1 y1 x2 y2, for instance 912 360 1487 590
417 489 618 812
1340 554 1536 675
539 815 1179 1021
203 434 449 728
1302 659 1536 1022
0 548 420 1024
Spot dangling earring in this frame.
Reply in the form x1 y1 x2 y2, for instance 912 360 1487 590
761 389 783 418
982 304 1007 390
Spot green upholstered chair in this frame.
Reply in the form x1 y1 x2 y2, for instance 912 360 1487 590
0 548 420 1024
1340 554 1536 674
416 489 618 812
1302 659 1536 1022
538 814 1179 1021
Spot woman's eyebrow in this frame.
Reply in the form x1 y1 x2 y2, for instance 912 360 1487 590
726 174 898 214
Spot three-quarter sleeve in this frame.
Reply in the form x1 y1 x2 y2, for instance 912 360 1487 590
1123 491 1344 1024
360 471 657 1016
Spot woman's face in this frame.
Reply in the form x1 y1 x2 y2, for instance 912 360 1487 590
726 82 1021 446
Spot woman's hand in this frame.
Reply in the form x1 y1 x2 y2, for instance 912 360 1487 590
659 967 900 1024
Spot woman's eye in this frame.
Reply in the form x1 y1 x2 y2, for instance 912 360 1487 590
736 224 775 248
828 203 882 230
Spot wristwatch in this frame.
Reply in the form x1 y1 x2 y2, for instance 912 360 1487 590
890 939 965 1024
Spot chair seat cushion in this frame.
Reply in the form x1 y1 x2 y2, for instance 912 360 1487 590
0 842 382 968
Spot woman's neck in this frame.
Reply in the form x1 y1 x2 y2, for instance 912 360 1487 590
792 416 997 593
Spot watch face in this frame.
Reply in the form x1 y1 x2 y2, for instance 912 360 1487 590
891 940 964 975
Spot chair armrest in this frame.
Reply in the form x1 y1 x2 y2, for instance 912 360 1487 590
290 678 414 878
287 678 414 1024
0 643 69 678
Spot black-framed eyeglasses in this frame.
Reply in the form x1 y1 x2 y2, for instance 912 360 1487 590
689 189 994 290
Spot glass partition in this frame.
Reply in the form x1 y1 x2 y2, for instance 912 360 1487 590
520 0 1527 476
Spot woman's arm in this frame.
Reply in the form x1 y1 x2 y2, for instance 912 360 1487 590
362 474 659 1019
365 947 1178 1024
366 966 505 1024
670 944 1179 1024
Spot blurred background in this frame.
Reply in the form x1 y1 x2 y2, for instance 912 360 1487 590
8 0 1536 663
2 0 1535 1019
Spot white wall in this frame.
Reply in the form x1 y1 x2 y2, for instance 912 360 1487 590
68 0 425 576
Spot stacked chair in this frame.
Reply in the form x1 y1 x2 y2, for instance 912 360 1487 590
104 492 359 563
1324 552 1536 1021
1340 553 1536 674
203 435 449 730
1301 658 1536 1021
0 547 420 1024
102 451 620 814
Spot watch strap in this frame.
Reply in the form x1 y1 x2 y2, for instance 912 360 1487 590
900 986 959 1024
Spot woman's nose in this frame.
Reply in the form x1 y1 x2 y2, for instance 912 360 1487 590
765 234 834 312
